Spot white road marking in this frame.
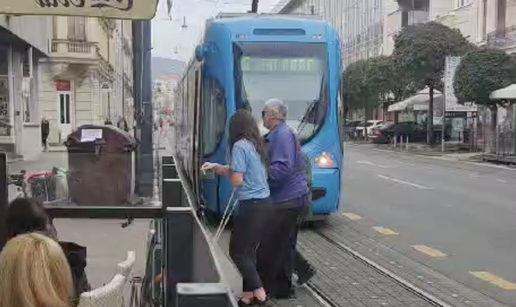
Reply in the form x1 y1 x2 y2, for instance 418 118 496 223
496 179 508 183
370 147 516 171
356 160 393 168
372 148 393 153
468 173 481 178
377 174 432 190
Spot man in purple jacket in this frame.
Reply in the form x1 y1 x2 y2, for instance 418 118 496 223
257 98 315 299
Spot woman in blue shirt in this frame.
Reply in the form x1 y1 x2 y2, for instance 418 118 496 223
201 109 272 306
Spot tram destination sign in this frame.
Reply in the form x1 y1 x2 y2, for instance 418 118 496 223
0 0 159 20
242 57 321 72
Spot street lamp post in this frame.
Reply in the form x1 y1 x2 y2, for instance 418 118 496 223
132 20 154 197
251 0 259 13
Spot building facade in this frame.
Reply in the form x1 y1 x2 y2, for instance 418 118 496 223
153 75 179 111
384 0 516 54
383 0 430 55
275 0 384 66
0 15 52 160
39 17 133 146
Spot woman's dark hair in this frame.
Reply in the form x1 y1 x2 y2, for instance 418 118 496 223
6 197 50 239
228 109 268 166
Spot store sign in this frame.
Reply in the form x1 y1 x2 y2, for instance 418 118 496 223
0 0 159 20
55 80 71 91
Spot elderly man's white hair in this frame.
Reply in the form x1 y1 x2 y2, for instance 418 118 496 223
264 98 288 120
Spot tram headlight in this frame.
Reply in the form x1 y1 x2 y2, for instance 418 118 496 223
315 152 334 167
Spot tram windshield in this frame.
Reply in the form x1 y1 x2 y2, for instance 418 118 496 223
233 42 328 143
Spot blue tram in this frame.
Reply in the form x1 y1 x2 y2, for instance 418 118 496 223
173 13 343 220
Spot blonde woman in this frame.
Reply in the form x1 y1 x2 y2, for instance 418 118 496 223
0 233 73 307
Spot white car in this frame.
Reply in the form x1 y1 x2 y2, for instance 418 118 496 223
355 120 383 137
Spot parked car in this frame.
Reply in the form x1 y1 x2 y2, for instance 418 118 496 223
370 122 427 144
356 120 383 138
343 120 361 140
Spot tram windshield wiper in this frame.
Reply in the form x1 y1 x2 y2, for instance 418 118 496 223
297 77 325 138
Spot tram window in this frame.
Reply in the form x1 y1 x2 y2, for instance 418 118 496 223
202 78 226 156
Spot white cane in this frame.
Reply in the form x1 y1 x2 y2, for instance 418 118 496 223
212 189 239 244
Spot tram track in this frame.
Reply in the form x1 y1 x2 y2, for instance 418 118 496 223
304 281 339 307
311 230 453 307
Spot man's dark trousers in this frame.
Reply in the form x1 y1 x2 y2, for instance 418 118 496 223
257 195 308 298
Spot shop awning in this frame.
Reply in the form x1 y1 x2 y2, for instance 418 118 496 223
388 87 442 112
490 84 516 100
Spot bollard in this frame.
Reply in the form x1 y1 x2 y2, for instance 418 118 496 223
405 136 410 151
161 156 183 207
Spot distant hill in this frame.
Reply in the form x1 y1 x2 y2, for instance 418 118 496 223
151 57 186 82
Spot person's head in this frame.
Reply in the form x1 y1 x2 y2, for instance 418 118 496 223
6 198 50 240
0 233 73 307
228 109 268 165
262 98 287 130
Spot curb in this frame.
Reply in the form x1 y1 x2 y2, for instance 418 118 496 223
7 158 23 164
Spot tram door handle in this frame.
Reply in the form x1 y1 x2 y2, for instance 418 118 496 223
199 158 215 179
201 168 215 180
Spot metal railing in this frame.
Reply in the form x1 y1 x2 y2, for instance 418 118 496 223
51 39 98 57
495 131 516 157
158 156 238 307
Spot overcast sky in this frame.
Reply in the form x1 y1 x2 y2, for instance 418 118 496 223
151 0 283 62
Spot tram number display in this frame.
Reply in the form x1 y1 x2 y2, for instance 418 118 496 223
241 57 319 72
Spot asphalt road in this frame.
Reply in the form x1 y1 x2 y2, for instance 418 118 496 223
341 144 516 306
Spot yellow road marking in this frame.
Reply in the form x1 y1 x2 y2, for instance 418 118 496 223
412 245 447 257
342 213 362 220
372 226 399 235
470 272 516 290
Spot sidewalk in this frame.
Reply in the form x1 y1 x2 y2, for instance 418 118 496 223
8 151 68 174
212 228 325 307
350 142 513 167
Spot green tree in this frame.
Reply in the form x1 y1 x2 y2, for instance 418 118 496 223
370 56 423 118
453 49 516 150
341 56 417 135
393 21 473 143
341 59 384 117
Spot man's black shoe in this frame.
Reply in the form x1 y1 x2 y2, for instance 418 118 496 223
297 265 316 285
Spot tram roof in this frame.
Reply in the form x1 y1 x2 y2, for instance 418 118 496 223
207 13 328 29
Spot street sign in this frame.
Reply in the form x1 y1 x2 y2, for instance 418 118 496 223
0 0 159 20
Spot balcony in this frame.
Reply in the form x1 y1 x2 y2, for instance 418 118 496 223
487 26 516 50
50 39 99 62
48 39 114 83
